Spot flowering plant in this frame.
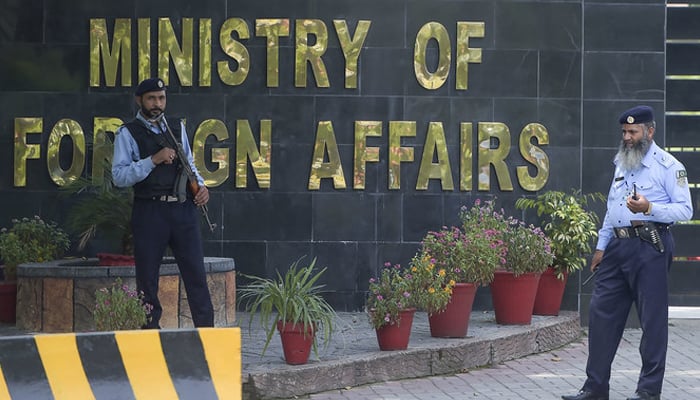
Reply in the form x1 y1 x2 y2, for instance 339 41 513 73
459 198 512 234
408 253 455 314
417 199 508 287
366 263 416 329
94 278 152 331
502 220 554 276
0 216 70 281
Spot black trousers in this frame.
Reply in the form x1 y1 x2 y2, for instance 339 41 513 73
583 229 674 395
132 198 214 328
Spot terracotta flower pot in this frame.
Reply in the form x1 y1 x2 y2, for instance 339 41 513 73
375 308 416 351
277 321 315 365
97 253 136 266
0 281 17 323
533 267 568 316
428 282 477 338
490 270 541 325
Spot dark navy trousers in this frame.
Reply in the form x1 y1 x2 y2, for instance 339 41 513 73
583 229 674 395
132 198 214 328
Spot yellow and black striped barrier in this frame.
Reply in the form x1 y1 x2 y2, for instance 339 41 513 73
0 328 241 400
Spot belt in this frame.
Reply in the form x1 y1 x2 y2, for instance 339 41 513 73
613 222 670 239
152 195 179 202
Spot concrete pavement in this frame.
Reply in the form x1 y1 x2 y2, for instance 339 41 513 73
302 311 700 400
1 309 697 400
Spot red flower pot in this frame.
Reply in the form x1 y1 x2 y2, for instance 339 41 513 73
428 282 477 338
533 268 568 316
490 270 541 325
277 321 315 365
0 281 17 323
97 253 135 266
375 308 416 351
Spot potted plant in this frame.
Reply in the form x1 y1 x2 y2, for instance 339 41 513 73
0 216 70 322
490 219 555 325
238 257 337 365
415 207 507 337
94 277 152 330
366 262 417 350
63 159 134 264
515 190 603 315
408 252 461 337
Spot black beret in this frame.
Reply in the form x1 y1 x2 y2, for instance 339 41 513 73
135 78 166 96
619 105 654 124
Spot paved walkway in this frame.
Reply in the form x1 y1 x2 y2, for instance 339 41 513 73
302 314 700 400
2 309 697 400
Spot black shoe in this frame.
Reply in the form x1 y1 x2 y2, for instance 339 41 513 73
626 391 660 400
562 390 609 400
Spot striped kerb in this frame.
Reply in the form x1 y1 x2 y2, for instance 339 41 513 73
0 328 241 400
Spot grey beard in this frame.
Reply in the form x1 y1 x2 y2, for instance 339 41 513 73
616 138 650 171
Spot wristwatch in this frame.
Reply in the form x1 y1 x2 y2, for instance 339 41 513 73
644 202 653 216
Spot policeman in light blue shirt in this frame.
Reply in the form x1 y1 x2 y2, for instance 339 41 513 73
563 106 693 400
112 77 214 329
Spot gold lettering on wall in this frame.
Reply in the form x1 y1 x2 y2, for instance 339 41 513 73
89 19 131 87
353 121 382 189
14 118 43 187
199 19 212 87
517 123 549 191
158 18 194 86
256 19 290 87
219 18 251 86
388 121 416 190
88 18 485 91
417 122 453 190
309 121 346 189
460 122 473 191
193 119 229 187
456 22 484 90
47 119 86 186
92 117 123 185
478 122 513 191
414 22 451 90
235 119 272 188
295 19 330 88
138 18 151 83
334 20 371 89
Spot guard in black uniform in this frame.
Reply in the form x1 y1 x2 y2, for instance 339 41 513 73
112 78 214 328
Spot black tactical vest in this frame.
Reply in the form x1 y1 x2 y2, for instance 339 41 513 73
124 118 185 199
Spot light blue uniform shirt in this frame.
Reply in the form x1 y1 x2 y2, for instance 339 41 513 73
112 112 205 188
597 141 693 251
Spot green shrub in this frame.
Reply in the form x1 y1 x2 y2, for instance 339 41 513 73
0 216 70 281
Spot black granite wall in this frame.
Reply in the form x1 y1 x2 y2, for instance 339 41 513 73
1 0 696 312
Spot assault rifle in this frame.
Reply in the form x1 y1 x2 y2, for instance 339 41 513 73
161 117 217 232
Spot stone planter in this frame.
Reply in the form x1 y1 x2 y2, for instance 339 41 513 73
16 257 235 333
